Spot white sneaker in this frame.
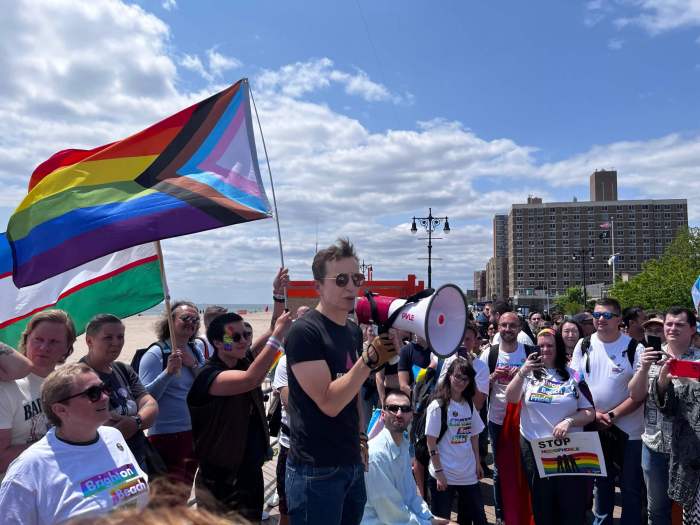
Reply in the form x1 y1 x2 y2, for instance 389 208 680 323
266 493 279 508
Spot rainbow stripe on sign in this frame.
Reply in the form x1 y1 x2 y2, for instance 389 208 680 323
7 79 271 287
541 452 602 475
80 464 138 497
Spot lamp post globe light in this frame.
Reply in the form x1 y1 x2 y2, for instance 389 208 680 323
410 207 450 289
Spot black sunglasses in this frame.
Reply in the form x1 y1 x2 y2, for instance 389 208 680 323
179 315 200 324
323 273 365 287
230 331 253 343
384 404 412 414
592 311 618 320
58 382 111 403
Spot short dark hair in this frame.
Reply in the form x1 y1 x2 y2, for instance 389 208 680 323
85 314 123 337
491 300 511 316
312 238 358 280
665 306 697 329
622 307 645 328
528 310 541 320
383 388 411 406
464 323 478 338
595 298 621 315
206 312 244 344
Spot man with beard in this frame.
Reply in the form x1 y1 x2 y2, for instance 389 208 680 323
480 311 536 523
362 389 453 525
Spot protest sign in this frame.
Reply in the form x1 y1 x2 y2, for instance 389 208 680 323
528 432 607 478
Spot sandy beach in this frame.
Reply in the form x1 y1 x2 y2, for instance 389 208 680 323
68 310 274 364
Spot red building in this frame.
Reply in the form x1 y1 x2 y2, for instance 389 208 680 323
285 274 425 313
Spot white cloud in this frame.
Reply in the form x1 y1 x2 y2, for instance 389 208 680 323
162 0 177 11
256 58 410 104
608 38 625 50
180 48 241 82
586 0 700 34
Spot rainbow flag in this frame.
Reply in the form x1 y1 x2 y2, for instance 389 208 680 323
0 233 163 347
541 451 602 475
7 79 271 287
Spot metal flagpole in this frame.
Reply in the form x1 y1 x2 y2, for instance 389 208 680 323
611 218 616 285
248 79 287 309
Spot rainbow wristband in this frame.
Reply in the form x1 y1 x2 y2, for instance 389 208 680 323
267 336 282 350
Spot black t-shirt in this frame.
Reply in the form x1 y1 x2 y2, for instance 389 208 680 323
187 354 267 472
285 309 363 466
397 342 432 385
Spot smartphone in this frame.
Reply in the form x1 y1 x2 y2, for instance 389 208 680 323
647 335 663 363
669 359 700 379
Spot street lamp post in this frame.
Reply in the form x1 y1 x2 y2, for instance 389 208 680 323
410 207 450 289
572 249 595 306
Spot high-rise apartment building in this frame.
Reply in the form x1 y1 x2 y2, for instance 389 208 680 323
493 215 508 257
507 197 688 298
590 170 618 201
485 256 508 300
473 270 487 301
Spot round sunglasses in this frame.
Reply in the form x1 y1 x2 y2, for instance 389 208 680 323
323 272 365 287
58 382 111 403
225 330 253 343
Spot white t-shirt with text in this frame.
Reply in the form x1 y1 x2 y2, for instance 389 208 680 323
0 426 149 525
480 343 528 424
518 368 593 440
0 373 48 475
425 398 484 486
571 333 644 439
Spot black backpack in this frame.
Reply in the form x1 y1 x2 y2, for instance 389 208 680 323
130 337 206 374
579 336 638 374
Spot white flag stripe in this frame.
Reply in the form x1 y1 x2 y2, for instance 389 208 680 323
0 243 157 324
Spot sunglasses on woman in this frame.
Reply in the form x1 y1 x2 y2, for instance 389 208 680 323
592 311 618 320
323 273 365 287
179 315 200 324
58 383 111 403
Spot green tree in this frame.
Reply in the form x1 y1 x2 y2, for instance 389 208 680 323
554 286 586 315
608 227 700 311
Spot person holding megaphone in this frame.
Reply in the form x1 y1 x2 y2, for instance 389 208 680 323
284 238 398 525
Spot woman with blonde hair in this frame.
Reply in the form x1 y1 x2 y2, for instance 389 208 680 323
0 309 76 475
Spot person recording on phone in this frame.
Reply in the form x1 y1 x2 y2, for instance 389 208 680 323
505 328 595 525
629 306 700 525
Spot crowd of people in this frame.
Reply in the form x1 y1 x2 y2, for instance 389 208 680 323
0 237 699 525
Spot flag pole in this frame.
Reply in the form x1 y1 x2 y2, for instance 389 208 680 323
154 241 179 372
248 79 288 309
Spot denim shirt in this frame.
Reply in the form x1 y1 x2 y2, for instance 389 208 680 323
362 427 433 525
652 379 700 506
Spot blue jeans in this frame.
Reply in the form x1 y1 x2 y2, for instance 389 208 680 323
593 439 643 525
642 444 672 525
488 421 503 520
285 462 366 525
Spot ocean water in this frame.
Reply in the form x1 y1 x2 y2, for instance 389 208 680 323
142 303 269 315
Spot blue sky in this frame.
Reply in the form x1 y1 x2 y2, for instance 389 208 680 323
1 0 699 302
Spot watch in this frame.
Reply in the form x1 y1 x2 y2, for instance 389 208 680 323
133 414 143 431
607 411 615 420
